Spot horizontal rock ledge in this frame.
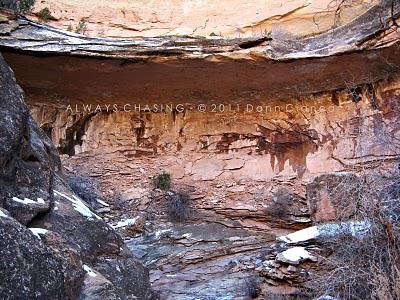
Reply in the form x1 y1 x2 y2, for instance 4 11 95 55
1 44 399 106
0 0 399 61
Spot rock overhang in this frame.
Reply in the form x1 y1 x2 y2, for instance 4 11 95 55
1 44 399 106
0 0 399 106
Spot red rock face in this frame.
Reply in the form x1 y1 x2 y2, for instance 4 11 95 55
2 42 400 299
2 45 399 218
1 1 400 297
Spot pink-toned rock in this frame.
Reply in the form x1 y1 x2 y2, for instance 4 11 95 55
121 187 148 202
165 165 185 179
307 173 360 222
224 158 245 170
191 158 224 181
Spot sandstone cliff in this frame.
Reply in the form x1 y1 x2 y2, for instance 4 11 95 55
1 0 400 299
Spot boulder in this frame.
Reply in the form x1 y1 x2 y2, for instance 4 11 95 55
94 257 155 300
30 177 123 260
0 209 73 299
0 53 60 224
306 173 360 222
39 230 86 299
79 266 120 300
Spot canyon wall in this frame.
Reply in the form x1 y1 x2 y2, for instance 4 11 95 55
1 0 400 299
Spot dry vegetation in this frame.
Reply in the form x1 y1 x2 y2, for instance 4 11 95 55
310 170 400 300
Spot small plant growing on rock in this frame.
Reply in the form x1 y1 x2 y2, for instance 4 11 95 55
153 172 171 191
167 191 191 222
19 0 35 14
75 18 87 34
37 7 51 21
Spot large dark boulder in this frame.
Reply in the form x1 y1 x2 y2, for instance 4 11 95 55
0 53 60 225
0 208 75 299
30 176 123 260
94 256 155 300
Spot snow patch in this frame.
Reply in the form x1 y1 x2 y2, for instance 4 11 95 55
83 265 97 277
277 226 319 244
0 210 8 218
112 217 139 229
154 229 172 239
54 190 101 220
276 247 316 265
12 197 46 205
29 228 48 239
278 221 370 244
96 199 110 207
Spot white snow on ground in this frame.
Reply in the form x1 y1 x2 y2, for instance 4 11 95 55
54 190 101 220
154 229 172 239
112 217 139 229
83 265 97 277
96 199 110 207
181 233 192 239
12 197 46 205
0 210 8 218
278 220 371 244
29 228 48 239
277 246 315 264
278 226 319 244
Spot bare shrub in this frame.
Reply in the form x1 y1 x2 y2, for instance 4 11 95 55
75 18 87 34
311 171 400 300
167 191 190 222
242 277 260 299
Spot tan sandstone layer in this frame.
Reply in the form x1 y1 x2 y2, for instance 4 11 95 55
30 0 378 38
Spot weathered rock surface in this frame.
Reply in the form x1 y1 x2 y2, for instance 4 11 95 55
307 173 361 222
28 0 380 39
0 209 81 300
94 256 154 300
0 0 400 60
0 51 60 225
128 222 274 299
79 267 120 300
30 176 123 260
1 1 400 299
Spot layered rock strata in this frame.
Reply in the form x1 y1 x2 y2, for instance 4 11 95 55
1 1 400 298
